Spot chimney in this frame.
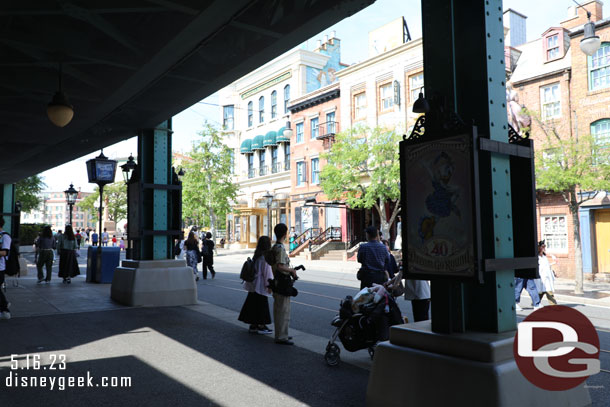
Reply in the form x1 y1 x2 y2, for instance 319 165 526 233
316 39 322 48
331 30 336 38
324 34 329 43
561 0 603 30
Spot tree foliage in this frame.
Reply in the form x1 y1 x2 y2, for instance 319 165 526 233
16 175 46 213
181 123 238 236
77 182 127 223
320 125 401 238
532 112 610 293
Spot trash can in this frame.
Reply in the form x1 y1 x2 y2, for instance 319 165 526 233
87 246 120 283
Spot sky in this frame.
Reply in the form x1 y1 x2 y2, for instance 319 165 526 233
40 0 608 192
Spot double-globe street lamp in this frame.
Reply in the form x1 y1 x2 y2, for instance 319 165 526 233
262 191 274 237
64 183 78 226
120 154 137 259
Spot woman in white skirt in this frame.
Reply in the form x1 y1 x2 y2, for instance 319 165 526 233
537 240 557 305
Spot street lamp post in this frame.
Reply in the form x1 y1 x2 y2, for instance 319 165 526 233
64 183 78 226
86 150 117 247
262 191 273 237
120 154 137 259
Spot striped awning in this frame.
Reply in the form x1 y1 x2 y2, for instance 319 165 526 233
240 139 252 154
276 126 290 143
263 131 277 147
251 135 265 150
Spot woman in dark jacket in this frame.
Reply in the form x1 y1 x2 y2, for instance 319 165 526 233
185 231 201 281
58 225 80 284
36 226 55 283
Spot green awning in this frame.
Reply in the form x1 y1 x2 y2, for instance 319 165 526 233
276 126 290 143
251 135 265 150
240 139 252 154
263 131 277 147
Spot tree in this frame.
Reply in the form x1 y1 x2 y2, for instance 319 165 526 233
532 115 610 294
181 123 238 238
16 175 46 213
320 125 401 240
78 182 127 224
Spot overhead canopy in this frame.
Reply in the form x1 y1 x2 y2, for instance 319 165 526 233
240 139 253 154
251 135 265 150
263 130 277 147
276 126 290 143
0 0 375 183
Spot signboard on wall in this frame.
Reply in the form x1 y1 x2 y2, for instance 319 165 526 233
401 132 480 279
368 17 406 57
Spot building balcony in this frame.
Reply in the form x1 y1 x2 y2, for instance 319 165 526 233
259 166 268 176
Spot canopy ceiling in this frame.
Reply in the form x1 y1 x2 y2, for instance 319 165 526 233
0 0 374 183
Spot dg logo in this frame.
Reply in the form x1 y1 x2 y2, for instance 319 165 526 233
513 305 601 391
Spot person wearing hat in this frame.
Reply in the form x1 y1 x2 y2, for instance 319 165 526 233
537 240 557 305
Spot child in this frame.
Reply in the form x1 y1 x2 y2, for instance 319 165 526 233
119 237 125 251
112 235 117 246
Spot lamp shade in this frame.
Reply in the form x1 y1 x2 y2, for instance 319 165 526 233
120 154 137 183
580 21 601 56
47 91 74 127
86 151 117 185
412 92 430 114
64 183 78 205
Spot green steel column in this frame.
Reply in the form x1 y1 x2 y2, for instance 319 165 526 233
422 0 516 333
1 184 15 233
137 120 172 260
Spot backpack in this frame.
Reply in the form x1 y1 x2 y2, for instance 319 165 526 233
1 232 20 277
240 257 255 282
201 240 210 257
263 244 280 267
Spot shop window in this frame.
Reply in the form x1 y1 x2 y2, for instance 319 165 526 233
540 215 568 252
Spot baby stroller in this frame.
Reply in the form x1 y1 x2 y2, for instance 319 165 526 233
324 285 403 366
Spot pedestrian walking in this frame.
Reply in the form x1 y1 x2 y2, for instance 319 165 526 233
0 218 12 320
201 232 216 279
238 236 274 334
514 276 542 311
357 226 390 289
101 228 109 246
269 223 299 345
58 225 80 284
537 240 558 305
119 237 125 251
404 278 431 322
33 232 41 263
91 231 98 246
75 230 82 249
36 226 55 283
112 235 117 247
184 231 201 281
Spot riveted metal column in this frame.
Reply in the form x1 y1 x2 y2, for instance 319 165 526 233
137 120 172 260
422 0 516 333
0 184 16 233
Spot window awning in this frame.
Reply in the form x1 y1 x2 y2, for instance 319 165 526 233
276 126 290 143
251 135 265 150
263 131 277 147
240 139 253 154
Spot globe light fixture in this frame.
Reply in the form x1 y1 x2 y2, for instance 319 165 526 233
64 183 78 225
580 20 601 56
283 121 293 139
47 64 74 127
120 154 137 184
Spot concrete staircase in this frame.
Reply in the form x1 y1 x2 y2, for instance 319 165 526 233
319 250 345 261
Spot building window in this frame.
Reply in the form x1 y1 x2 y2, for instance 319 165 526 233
229 149 235 174
271 90 277 119
589 43 610 91
284 85 290 114
259 150 266 176
297 161 306 186
546 34 559 60
284 143 291 170
311 117 319 139
540 215 568 252
248 101 253 127
540 83 561 120
326 111 336 134
354 92 366 120
223 105 234 130
380 82 393 112
247 154 254 178
271 147 278 173
409 73 424 103
591 119 610 164
311 158 319 185
296 122 304 143
259 96 265 123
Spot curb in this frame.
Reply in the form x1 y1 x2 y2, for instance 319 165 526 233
554 293 610 309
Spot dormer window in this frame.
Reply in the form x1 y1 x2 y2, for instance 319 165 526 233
542 28 567 63
547 35 559 60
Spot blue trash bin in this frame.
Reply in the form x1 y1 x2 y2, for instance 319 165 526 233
86 246 98 282
87 247 120 283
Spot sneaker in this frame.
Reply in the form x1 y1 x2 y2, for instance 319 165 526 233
196 276 200 281
274 339 294 345
258 327 273 335
0 311 11 320
37 280 44 284
248 326 258 334
515 303 523 311
533 304 543 310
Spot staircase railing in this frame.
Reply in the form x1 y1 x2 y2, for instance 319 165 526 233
308 226 342 250
289 227 322 254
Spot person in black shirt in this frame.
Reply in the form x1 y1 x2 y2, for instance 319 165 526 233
201 232 216 279
382 239 398 279
357 227 389 289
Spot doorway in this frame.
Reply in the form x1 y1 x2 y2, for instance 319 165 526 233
595 210 610 274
